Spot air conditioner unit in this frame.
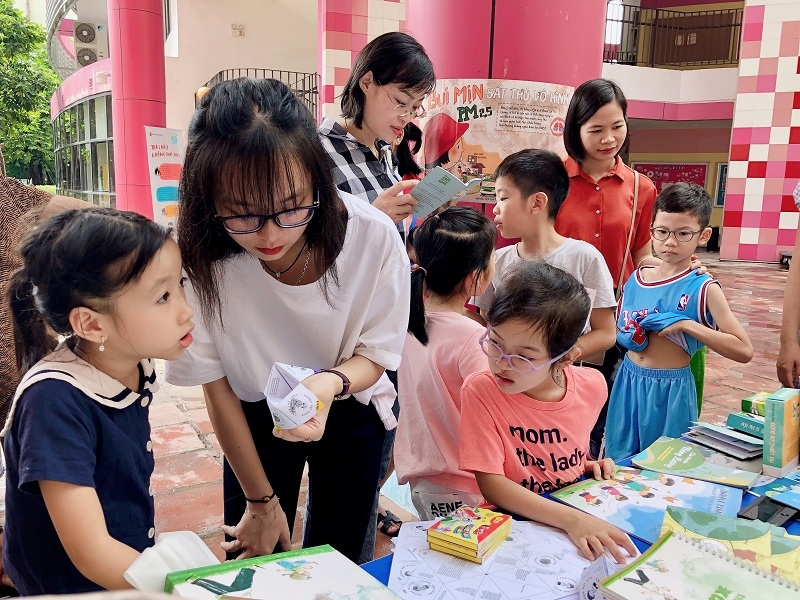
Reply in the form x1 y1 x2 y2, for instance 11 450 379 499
74 22 109 68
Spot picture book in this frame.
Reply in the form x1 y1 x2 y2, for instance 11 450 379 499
741 390 770 416
599 531 800 600
428 533 506 564
748 476 800 510
758 529 800 584
660 506 773 562
165 545 399 599
426 505 511 552
630 436 760 488
726 410 765 439
701 445 763 473
409 167 481 218
687 422 763 459
550 467 742 544
763 387 800 477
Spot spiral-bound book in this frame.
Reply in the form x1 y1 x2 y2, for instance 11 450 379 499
599 531 800 600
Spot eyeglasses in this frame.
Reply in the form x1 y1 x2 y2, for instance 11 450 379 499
215 193 319 234
650 227 704 243
479 330 569 375
381 87 427 119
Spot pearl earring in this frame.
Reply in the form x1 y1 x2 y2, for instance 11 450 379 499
99 337 105 352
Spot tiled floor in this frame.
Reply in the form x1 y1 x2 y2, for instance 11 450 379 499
152 250 790 561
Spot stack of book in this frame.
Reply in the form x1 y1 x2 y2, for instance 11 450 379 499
426 506 511 564
712 388 800 476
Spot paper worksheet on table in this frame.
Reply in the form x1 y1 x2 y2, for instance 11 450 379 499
388 519 599 600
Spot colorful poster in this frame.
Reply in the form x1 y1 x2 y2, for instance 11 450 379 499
145 126 183 228
417 79 572 206
630 162 708 192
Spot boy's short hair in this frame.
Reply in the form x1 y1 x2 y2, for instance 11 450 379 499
652 182 712 228
494 149 570 220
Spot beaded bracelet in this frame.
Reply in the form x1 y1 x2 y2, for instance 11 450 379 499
244 490 276 504
248 497 280 519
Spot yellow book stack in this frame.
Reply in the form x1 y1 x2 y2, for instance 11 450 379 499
426 506 511 564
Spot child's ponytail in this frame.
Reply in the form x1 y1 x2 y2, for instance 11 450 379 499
7 208 170 372
8 269 56 372
407 207 496 345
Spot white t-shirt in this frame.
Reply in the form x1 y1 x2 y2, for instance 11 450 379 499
473 238 616 319
165 192 410 429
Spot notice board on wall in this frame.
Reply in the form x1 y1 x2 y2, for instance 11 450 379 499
630 162 708 192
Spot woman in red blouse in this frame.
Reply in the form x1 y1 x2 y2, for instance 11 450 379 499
554 79 657 459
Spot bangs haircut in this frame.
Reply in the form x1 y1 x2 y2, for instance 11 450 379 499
341 32 435 128
652 182 712 229
179 77 347 328
486 262 590 362
564 78 628 163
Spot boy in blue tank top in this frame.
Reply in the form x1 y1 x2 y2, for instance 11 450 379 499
605 183 753 460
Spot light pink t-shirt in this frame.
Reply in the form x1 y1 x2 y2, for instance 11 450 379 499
395 312 488 494
459 367 607 494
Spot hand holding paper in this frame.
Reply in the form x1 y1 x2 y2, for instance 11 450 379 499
265 363 324 431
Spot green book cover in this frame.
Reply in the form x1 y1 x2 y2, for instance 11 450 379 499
741 391 770 416
763 388 800 476
165 544 400 599
630 437 759 488
600 531 800 600
726 411 765 439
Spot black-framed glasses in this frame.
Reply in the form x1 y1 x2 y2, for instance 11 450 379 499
650 227 704 243
215 193 319 234
381 87 427 118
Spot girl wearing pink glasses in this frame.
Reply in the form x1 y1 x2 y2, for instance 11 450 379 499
459 262 636 564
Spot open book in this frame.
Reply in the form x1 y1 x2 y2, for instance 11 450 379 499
600 531 800 599
409 166 482 218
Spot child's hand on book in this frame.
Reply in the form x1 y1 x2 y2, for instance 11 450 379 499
585 458 616 480
564 512 637 564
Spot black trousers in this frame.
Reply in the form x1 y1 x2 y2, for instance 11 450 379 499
223 397 386 563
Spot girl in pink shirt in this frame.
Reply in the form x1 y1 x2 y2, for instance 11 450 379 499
459 262 637 563
395 206 496 520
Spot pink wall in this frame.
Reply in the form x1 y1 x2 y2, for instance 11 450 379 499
407 0 605 86
405 0 493 78
721 0 800 262
51 58 112 119
629 127 732 154
640 0 737 8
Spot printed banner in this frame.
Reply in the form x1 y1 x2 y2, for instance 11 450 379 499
631 162 708 193
417 79 572 205
145 126 183 228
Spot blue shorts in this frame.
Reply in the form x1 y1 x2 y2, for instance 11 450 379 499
605 356 698 461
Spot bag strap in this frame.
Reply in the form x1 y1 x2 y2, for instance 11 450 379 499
615 169 639 299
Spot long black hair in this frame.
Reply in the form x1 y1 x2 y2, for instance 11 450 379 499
179 78 348 326
486 262 590 367
409 207 496 345
396 122 423 178
8 208 170 372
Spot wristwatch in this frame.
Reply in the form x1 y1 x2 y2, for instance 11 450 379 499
319 369 351 400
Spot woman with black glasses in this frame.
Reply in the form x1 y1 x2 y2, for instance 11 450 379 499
166 78 410 563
